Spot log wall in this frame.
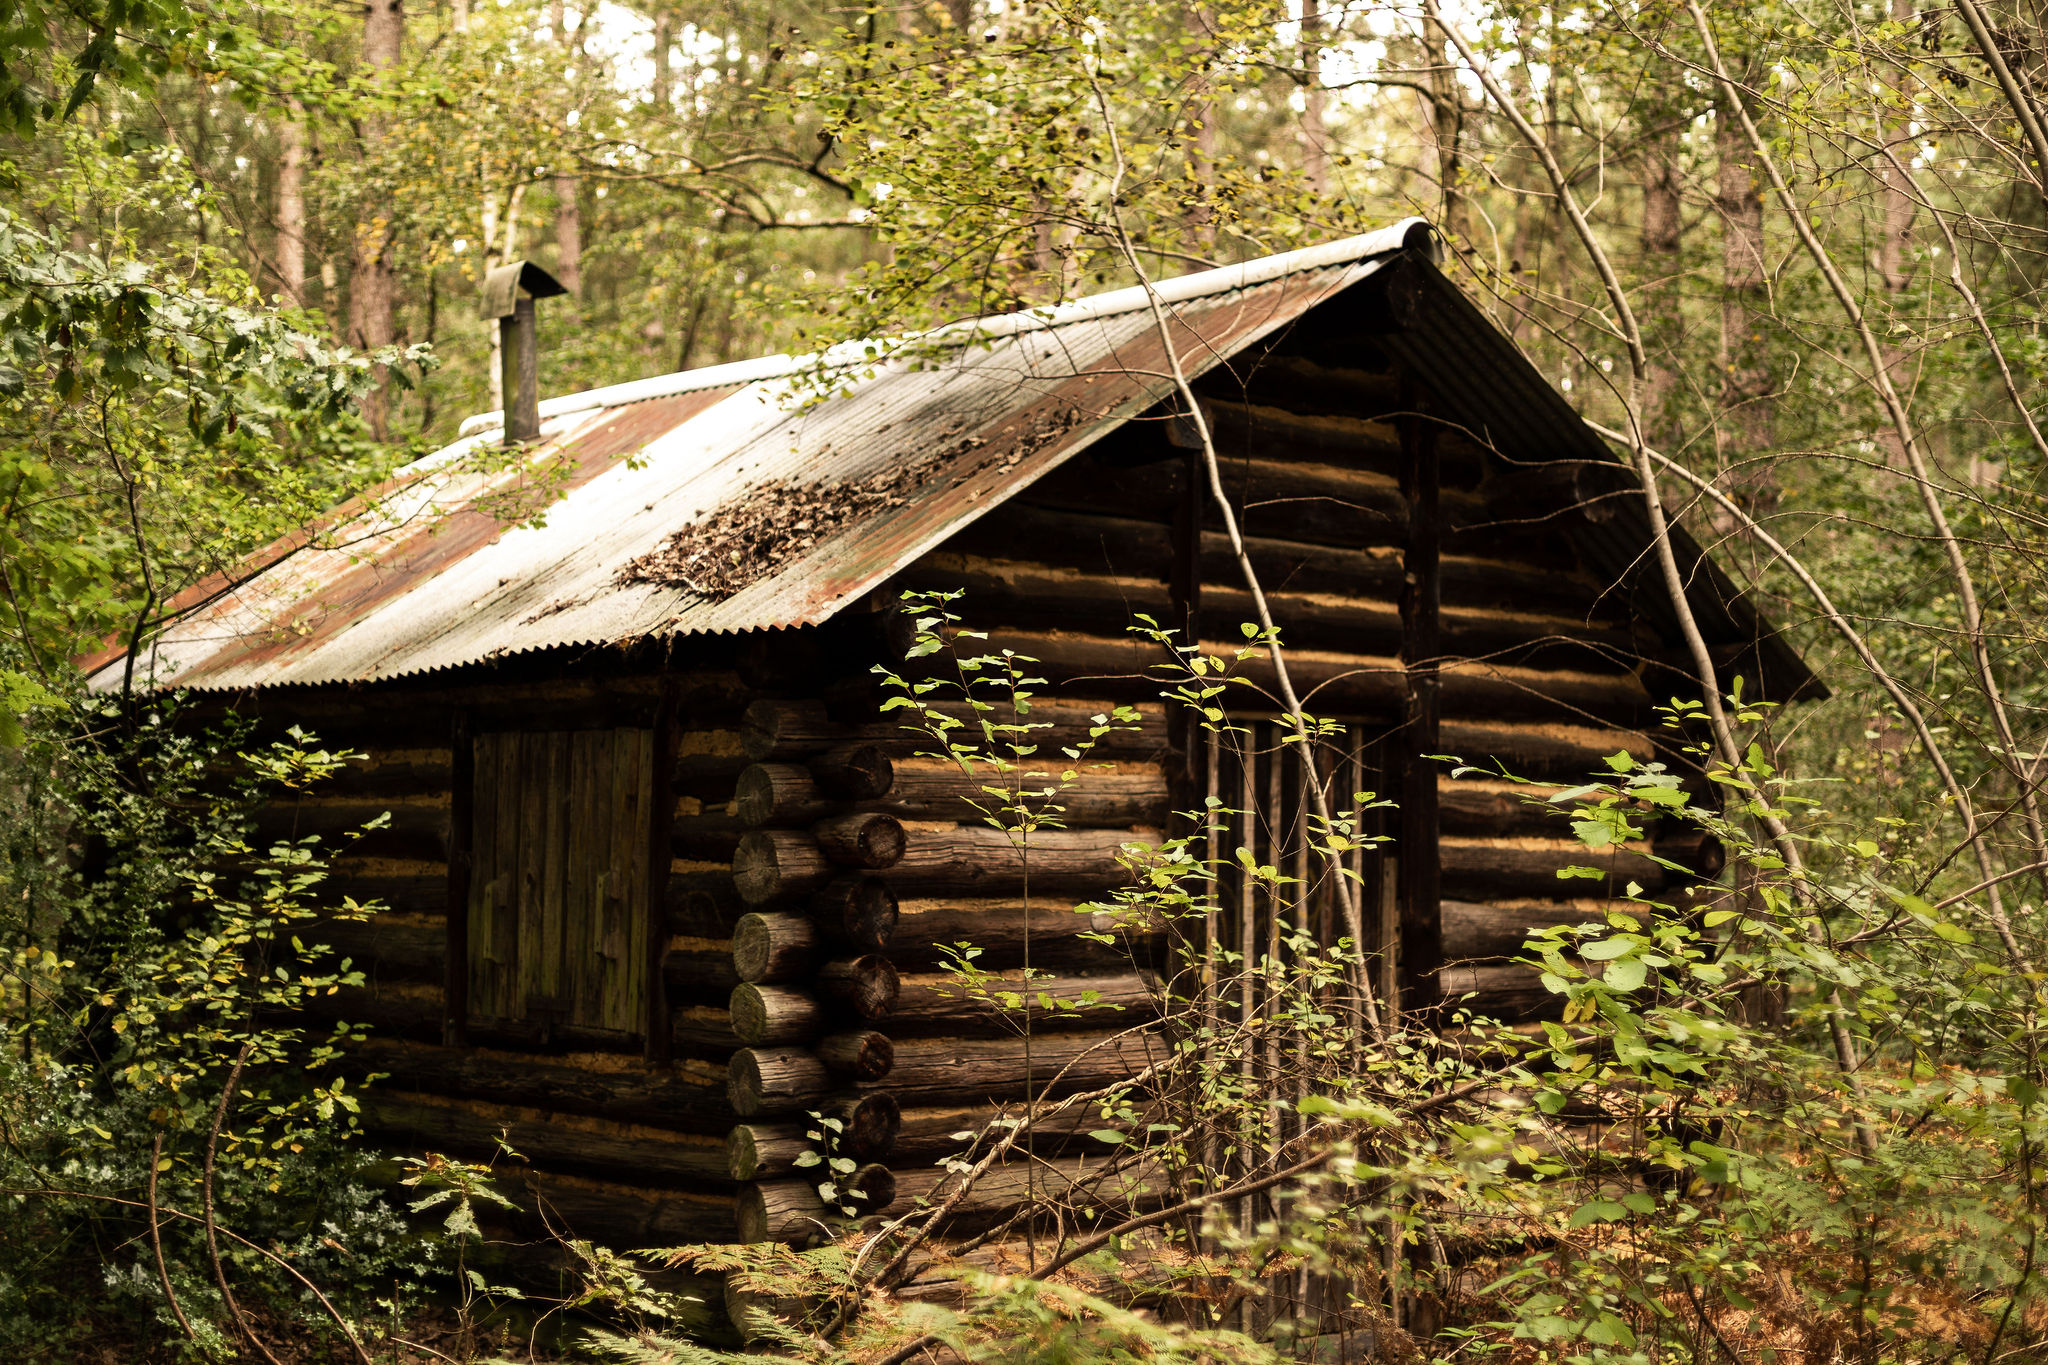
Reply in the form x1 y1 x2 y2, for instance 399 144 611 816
230 337 1720 1258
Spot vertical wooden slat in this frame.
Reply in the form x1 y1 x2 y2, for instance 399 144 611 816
1398 382 1444 1014
647 680 683 1062
611 727 653 1037
536 732 569 1006
468 733 501 1022
516 732 551 1023
564 732 594 1029
444 709 473 1046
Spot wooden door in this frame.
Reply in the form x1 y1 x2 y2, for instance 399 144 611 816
466 728 655 1040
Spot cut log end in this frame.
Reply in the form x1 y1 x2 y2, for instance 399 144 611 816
736 1163 899 1245
812 875 898 951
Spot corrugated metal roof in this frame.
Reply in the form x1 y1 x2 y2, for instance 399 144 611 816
93 220 1433 693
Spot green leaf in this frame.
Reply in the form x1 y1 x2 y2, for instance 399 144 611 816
1088 1128 1127 1145
1602 957 1647 992
1580 936 1637 961
1568 1199 1630 1227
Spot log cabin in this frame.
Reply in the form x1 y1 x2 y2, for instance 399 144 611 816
82 219 1817 1266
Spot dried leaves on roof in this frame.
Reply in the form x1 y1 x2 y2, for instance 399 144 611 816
616 403 1084 601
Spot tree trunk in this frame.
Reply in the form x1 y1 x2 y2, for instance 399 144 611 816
1300 0 1328 196
275 103 307 307
352 0 405 440
1716 86 1774 505
550 0 584 296
1876 0 1917 472
652 9 672 107
1640 111 1682 445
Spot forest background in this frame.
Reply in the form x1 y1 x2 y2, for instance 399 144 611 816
5 0 2048 1361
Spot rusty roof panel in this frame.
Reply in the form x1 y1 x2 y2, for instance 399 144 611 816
96 230 1411 693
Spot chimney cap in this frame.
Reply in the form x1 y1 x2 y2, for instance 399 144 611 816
479 260 569 321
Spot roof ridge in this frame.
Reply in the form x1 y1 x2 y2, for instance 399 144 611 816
455 218 1434 440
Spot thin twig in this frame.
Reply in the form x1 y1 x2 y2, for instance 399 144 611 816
202 1042 288 1365
147 1133 198 1342
1083 63 1385 1041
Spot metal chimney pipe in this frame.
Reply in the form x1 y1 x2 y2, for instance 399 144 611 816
479 260 568 445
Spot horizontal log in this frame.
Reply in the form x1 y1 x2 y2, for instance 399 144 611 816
889 1100 1155 1166
731 911 815 982
253 799 448 861
1025 452 1416 548
899 630 1647 724
729 964 899 1047
896 562 1635 668
325 868 448 917
351 1038 740 1132
361 1089 732 1187
816 1029 893 1081
300 980 657 1054
888 971 1164 1036
728 1047 831 1119
1438 720 1656 782
736 751 897 824
732 830 832 905
729 985 824 1046
811 743 894 799
1437 964 1560 1023
813 812 906 869
978 502 1596 616
670 808 747 861
1441 899 1616 962
306 915 445 981
289 978 444 1041
321 747 454 799
733 970 901 1047
811 875 898 951
890 1154 1164 1235
737 1164 898 1246
891 900 1167 970
1199 398 1404 474
871 1030 1166 1108
1441 837 1670 901
816 956 901 1018
733 916 898 993
498 1166 737 1247
673 749 750 800
663 938 740 994
738 756 1172 830
665 872 757 938
735 764 828 826
727 1034 904 1114
740 698 1171 763
724 1093 903 1181
890 827 1151 899
672 1003 743 1054
1208 354 1402 423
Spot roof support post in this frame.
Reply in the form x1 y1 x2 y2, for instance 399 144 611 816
1396 378 1443 1016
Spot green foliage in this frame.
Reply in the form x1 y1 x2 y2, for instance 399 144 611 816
0 697 433 1355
